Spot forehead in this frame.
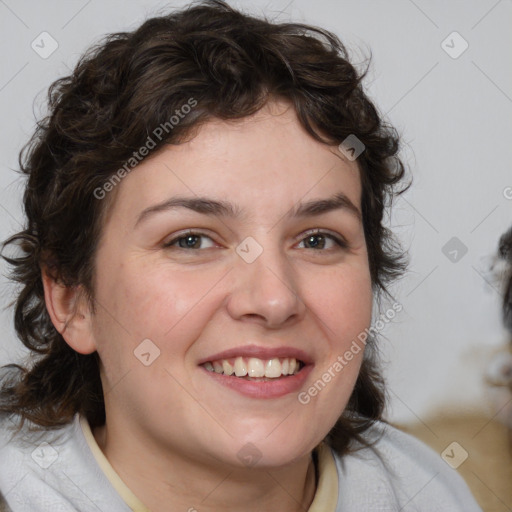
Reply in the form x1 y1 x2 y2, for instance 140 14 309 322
102 101 362 226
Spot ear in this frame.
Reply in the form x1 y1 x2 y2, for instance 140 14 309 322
41 266 97 355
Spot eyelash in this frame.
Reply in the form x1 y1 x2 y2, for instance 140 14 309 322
163 229 348 252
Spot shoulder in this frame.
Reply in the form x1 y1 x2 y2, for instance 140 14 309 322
0 413 129 512
330 421 483 512
0 413 77 510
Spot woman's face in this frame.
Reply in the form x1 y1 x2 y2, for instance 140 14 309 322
87 100 373 468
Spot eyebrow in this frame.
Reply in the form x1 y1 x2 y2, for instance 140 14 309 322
135 192 362 227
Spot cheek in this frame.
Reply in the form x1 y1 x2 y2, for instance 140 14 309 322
294 268 371 443
305 262 373 347
91 260 224 358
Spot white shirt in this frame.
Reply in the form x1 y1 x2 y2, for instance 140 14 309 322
0 413 482 511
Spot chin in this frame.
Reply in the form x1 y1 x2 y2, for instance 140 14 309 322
221 426 320 469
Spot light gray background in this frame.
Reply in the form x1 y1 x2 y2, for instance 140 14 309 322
0 0 511 424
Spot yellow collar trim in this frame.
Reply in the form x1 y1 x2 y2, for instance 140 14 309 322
79 416 151 512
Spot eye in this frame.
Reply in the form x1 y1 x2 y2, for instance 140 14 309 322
163 229 348 252
297 230 347 251
163 231 217 250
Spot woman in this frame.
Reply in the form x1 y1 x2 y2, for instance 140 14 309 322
0 1 482 510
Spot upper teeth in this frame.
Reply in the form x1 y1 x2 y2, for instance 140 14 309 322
203 357 301 378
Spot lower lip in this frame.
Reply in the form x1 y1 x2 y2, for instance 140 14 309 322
201 365 313 399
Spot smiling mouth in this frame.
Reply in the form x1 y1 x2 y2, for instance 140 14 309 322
201 357 305 380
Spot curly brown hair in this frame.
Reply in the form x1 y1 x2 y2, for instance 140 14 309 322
0 0 409 454
498 226 512 334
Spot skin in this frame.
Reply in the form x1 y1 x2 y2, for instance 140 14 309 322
43 99 373 511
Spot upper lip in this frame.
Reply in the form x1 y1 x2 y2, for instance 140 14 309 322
198 344 314 365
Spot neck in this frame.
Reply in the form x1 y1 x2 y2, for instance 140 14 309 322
93 422 317 512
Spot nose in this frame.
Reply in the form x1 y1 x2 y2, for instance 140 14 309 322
225 241 307 329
